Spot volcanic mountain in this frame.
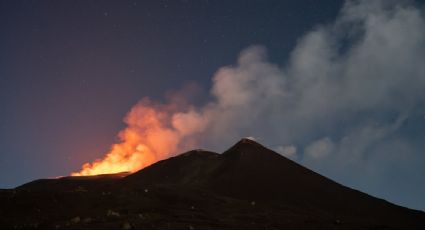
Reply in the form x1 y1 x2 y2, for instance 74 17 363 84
1 139 424 229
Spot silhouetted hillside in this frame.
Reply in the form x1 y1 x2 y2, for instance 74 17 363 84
1 139 424 229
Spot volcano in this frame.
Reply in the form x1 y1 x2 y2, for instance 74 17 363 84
1 139 424 229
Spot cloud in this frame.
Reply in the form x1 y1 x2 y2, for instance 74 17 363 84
175 0 425 153
304 138 334 159
192 0 425 152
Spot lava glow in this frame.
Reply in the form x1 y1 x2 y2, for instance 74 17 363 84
71 98 199 176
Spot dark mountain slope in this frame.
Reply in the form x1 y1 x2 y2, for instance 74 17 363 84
1 139 424 229
123 138 425 228
17 172 130 191
123 149 220 187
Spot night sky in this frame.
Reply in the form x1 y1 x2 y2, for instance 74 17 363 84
1 0 425 210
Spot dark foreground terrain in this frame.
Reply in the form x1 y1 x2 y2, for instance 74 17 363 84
1 139 424 229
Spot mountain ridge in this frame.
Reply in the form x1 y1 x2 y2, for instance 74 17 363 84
1 138 424 229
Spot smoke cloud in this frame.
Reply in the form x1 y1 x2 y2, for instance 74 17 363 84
304 138 334 159
74 0 425 210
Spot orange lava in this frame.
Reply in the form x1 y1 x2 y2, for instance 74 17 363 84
71 99 185 176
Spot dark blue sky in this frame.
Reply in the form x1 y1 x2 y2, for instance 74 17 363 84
0 0 341 186
1 0 425 211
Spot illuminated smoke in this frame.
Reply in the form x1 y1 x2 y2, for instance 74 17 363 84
71 99 206 175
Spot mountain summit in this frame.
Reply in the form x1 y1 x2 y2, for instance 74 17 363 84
2 139 424 229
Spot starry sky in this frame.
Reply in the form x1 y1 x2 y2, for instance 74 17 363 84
1 0 425 210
